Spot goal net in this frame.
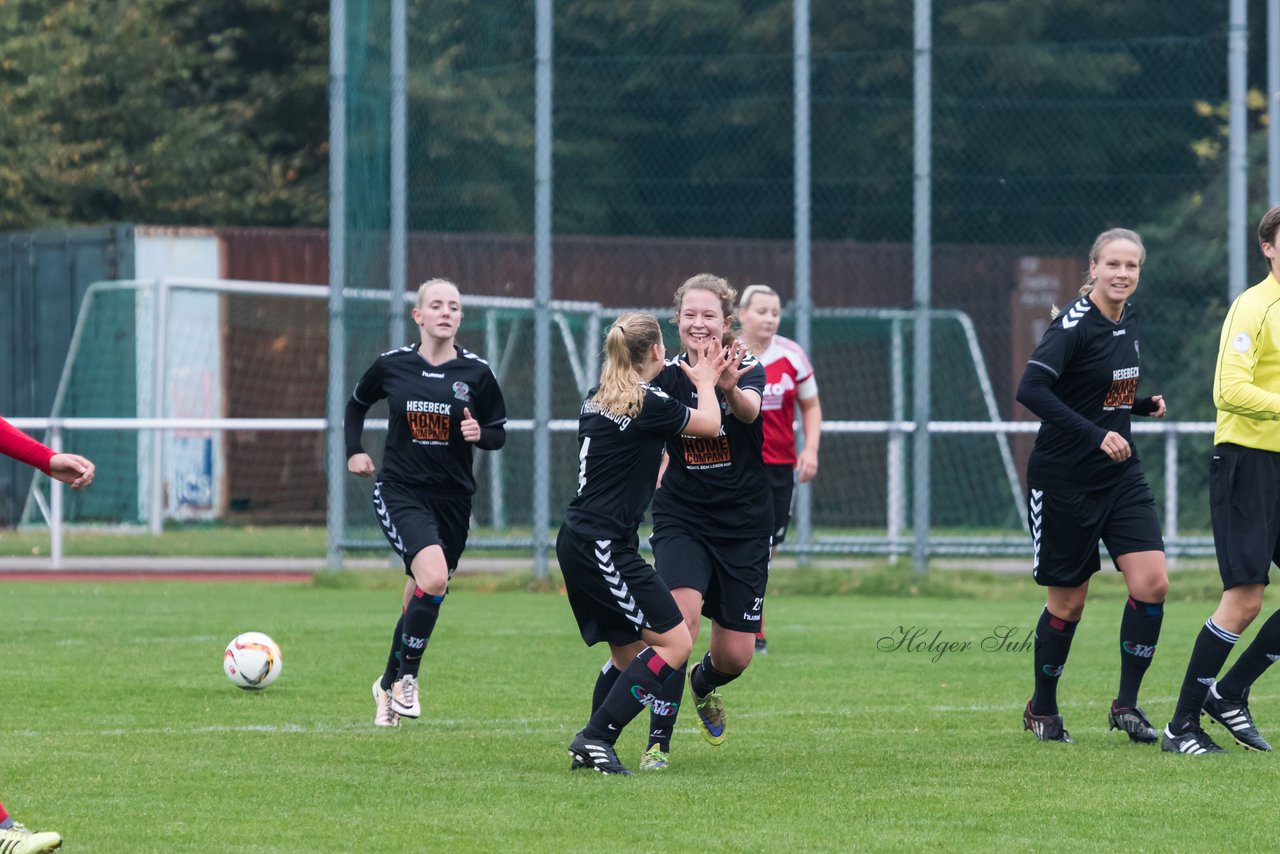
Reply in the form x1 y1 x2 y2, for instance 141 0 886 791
28 281 1207 559
22 279 603 554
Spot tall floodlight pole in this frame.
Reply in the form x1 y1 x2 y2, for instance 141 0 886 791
1229 0 1247 300
532 0 554 579
793 0 813 562
327 0 348 570
912 0 932 576
1270 0 1280 206
390 0 407 345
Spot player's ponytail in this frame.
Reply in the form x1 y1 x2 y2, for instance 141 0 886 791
592 312 662 420
1051 227 1145 319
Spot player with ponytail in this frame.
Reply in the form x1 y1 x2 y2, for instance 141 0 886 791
558 311 728 774
1016 229 1169 746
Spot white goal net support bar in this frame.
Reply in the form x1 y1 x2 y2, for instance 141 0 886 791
13 278 1219 568
11 415 1218 567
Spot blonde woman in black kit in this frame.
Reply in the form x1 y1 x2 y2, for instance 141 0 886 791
345 279 507 727
1016 229 1168 746
558 312 728 775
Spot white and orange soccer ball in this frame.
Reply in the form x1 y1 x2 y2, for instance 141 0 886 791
223 631 283 690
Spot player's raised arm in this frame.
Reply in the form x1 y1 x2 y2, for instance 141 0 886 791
677 339 728 436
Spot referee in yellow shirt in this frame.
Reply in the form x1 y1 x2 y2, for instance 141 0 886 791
1162 206 1280 755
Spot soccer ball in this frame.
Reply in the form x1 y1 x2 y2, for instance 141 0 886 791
223 631 283 690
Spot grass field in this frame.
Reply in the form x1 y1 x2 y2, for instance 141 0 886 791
4 568 1279 852
0 526 334 559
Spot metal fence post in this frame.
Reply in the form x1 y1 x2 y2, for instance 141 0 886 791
327 0 348 570
793 0 813 564
912 0 933 576
532 0 554 580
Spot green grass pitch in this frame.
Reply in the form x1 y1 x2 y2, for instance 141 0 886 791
3 569 1279 851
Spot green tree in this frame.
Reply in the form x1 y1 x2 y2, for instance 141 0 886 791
0 0 1241 249
0 0 327 229
809 0 1229 244
1138 101 1274 424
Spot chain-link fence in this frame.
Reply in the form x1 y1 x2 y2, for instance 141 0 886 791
333 0 1261 567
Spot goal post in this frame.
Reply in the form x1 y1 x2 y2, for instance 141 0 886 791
18 279 1218 565
21 278 605 558
23 278 335 532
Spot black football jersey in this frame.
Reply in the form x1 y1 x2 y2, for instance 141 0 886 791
1025 295 1144 490
649 354 771 537
350 344 507 496
563 384 691 540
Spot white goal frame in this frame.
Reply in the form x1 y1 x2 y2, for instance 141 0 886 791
12 278 1218 568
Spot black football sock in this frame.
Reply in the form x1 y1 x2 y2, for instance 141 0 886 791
397 587 444 680
583 647 681 744
1031 608 1078 716
1116 596 1163 708
1217 609 1280 701
380 612 405 691
647 663 686 752
1171 618 1238 733
591 661 620 716
689 651 741 699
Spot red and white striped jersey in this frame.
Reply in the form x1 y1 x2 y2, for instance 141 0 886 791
756 335 817 465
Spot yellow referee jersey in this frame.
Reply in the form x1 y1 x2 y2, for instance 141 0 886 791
1214 273 1280 451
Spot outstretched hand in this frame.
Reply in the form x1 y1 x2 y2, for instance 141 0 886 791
460 407 482 443
48 453 95 490
678 339 733 386
715 338 752 392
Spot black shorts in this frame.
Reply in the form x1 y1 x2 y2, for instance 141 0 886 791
373 480 471 575
556 526 684 646
766 463 795 544
1211 443 1280 589
650 522 770 633
1028 472 1164 588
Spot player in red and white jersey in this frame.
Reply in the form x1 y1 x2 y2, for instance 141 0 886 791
736 285 823 654
0 415 94 853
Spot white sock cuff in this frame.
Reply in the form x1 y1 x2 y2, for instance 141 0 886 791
1206 618 1240 645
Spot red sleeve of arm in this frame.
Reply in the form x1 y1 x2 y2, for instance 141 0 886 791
0 416 55 474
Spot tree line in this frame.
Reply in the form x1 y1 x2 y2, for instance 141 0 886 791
2 0 1246 251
